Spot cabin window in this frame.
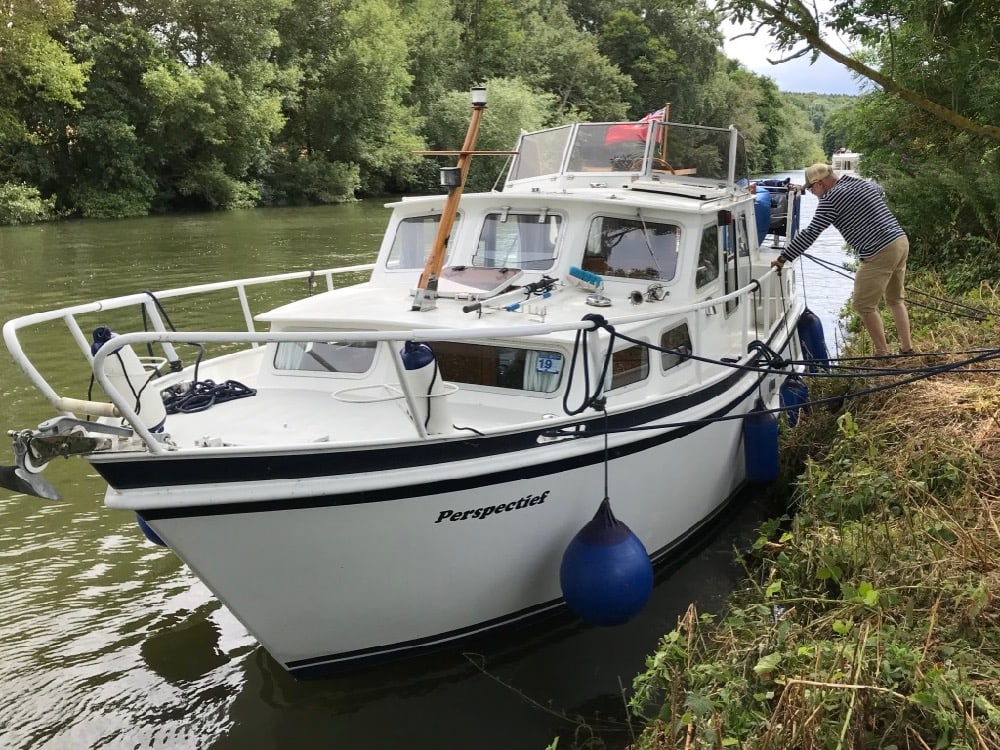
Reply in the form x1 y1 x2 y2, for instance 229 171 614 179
696 224 720 289
583 216 680 281
274 341 378 373
473 212 561 270
724 215 753 315
509 126 573 181
660 324 692 371
386 214 460 270
608 344 649 390
737 215 751 258
723 222 738 315
431 342 562 393
737 215 752 284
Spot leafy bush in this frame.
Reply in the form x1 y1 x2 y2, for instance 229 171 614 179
628 284 1000 749
71 186 154 219
0 182 58 225
176 158 262 210
260 155 361 206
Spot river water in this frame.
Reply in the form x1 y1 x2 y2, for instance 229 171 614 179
0 185 850 750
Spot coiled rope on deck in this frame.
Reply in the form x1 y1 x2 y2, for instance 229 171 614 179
163 379 257 414
161 344 257 414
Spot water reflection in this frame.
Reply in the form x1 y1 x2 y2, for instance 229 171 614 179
140 610 230 683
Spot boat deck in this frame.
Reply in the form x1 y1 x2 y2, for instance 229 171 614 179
157 385 555 450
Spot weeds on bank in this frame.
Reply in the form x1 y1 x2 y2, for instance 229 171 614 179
629 279 1000 749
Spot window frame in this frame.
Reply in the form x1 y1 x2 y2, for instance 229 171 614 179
608 342 650 391
660 322 693 373
583 214 681 282
431 341 565 394
472 210 562 271
385 213 462 271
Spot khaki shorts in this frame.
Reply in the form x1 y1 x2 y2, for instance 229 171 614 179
852 235 909 313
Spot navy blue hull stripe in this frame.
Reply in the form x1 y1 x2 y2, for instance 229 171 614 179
102 357 777 495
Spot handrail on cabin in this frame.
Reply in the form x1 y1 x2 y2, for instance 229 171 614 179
2 264 376 423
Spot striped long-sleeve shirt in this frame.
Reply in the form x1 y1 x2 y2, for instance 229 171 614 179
780 176 905 262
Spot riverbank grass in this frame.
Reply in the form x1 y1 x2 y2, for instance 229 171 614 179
629 278 1000 748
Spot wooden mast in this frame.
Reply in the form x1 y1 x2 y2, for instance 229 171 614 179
658 103 671 163
411 87 487 312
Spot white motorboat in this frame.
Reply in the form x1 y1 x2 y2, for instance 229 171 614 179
830 148 884 195
2 89 814 677
831 148 863 177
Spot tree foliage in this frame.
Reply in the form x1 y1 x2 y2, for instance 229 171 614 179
598 0 721 119
718 0 1000 141
717 0 1000 281
0 0 832 221
0 0 87 172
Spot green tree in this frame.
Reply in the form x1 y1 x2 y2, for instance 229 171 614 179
0 0 87 151
772 97 825 169
563 0 619 32
514 2 632 121
820 106 855 157
597 0 721 119
831 1 1000 284
111 0 289 209
452 0 524 81
400 0 466 114
420 78 558 193
717 0 1000 141
271 0 421 201
752 75 785 173
0 0 87 219
56 21 164 217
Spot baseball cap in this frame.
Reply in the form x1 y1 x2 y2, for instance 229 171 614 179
804 163 832 187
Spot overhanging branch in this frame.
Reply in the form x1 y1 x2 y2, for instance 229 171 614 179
736 0 1000 141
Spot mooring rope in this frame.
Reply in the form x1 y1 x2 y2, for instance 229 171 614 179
801 252 990 321
554 312 1000 440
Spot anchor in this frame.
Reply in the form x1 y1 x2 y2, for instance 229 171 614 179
0 430 66 501
0 419 126 501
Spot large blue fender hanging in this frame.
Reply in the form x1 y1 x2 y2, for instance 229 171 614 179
779 375 810 427
797 309 830 372
744 401 779 483
559 497 653 626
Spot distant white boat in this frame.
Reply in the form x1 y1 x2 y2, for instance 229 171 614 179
831 148 862 177
830 148 885 195
2 89 819 678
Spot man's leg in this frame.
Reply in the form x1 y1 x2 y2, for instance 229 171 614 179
884 237 912 352
852 250 895 357
859 310 890 357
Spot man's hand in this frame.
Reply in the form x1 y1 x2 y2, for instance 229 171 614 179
771 256 787 270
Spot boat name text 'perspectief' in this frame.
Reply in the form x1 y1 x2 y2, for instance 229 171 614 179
435 491 551 523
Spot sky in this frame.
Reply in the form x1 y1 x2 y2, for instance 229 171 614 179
720 20 866 95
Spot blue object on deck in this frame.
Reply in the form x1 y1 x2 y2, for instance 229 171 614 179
743 401 779 483
137 514 167 547
797 309 831 371
753 188 772 245
568 266 603 288
779 375 810 427
400 340 435 370
559 497 653 626
756 178 799 243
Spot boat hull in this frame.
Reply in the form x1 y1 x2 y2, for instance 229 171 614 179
109 376 770 677
0 108 813 679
